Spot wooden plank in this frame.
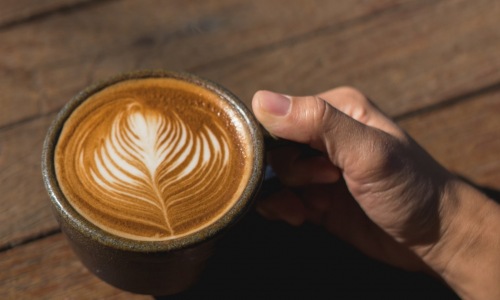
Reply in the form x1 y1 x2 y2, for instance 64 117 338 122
2 0 500 252
0 0 413 127
0 114 58 249
399 91 500 188
0 234 148 299
199 0 500 117
0 0 92 28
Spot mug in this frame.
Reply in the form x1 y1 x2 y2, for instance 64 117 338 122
41 70 267 295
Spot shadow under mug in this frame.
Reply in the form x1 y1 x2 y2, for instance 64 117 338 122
41 70 267 296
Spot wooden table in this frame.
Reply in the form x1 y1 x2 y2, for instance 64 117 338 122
1 0 499 298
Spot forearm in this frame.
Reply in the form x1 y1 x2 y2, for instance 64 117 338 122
422 180 500 299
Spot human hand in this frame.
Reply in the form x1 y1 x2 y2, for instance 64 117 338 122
252 88 500 299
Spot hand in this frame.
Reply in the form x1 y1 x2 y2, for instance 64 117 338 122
252 88 500 299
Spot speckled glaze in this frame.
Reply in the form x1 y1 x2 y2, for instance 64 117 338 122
41 70 265 295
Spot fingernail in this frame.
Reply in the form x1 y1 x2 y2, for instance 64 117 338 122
259 91 291 116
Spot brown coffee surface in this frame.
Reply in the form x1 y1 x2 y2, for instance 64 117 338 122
55 78 253 241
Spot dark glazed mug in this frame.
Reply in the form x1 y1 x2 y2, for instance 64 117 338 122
41 70 265 295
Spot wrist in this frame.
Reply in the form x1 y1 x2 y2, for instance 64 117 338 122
419 179 500 299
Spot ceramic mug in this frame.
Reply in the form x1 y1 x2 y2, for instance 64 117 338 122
41 70 267 296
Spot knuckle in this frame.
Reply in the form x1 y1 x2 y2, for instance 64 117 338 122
335 86 368 103
335 86 373 123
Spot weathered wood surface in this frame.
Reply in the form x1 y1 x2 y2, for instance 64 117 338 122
0 114 57 249
0 0 93 28
0 0 407 128
0 234 148 299
200 0 500 116
0 0 411 249
2 0 500 249
0 0 499 298
399 89 500 188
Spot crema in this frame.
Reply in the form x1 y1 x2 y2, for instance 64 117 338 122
54 78 253 241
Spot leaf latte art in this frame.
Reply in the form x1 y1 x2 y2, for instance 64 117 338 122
84 105 230 236
55 79 252 241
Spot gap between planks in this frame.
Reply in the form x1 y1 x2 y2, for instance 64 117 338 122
0 0 117 31
0 0 430 130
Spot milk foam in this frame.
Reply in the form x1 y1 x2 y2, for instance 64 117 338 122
55 78 252 241
93 107 228 183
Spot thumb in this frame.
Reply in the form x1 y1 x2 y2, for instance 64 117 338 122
252 90 398 171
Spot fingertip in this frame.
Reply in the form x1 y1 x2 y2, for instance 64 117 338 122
256 189 306 227
252 90 272 116
255 201 276 220
312 162 341 184
251 90 266 115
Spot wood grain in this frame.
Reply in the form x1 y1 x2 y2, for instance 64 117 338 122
0 0 415 254
399 90 500 188
1 0 499 250
0 0 408 128
0 0 93 28
0 114 58 249
199 0 500 116
0 234 148 299
1 1 498 297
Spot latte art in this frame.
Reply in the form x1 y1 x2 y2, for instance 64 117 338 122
84 104 231 235
55 78 252 241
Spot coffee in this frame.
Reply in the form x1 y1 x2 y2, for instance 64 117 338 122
54 77 254 241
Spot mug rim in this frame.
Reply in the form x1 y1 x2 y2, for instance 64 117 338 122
41 70 265 252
